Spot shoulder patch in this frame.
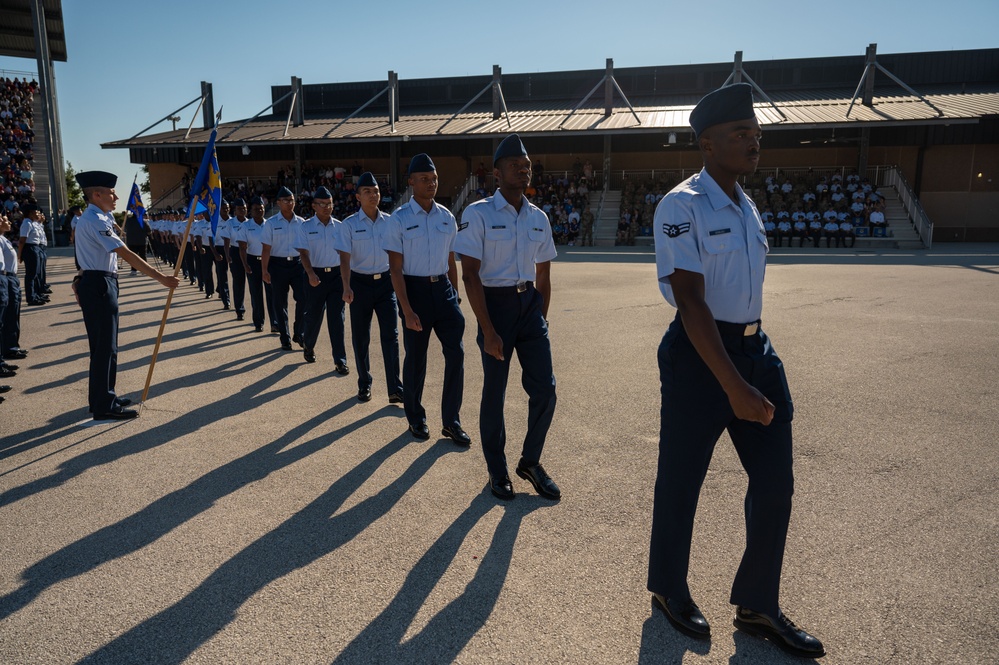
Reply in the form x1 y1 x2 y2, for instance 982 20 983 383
662 222 691 238
458 221 468 231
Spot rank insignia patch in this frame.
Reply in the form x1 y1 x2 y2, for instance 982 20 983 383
662 222 691 238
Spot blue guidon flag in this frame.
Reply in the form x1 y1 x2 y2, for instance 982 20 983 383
189 112 223 235
127 181 146 228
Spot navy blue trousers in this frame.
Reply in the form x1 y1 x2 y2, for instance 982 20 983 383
22 244 42 303
212 248 229 306
245 255 276 329
348 271 402 395
268 258 304 345
78 273 120 415
302 269 347 365
198 248 215 297
1 272 20 353
477 285 556 478
648 314 795 616
228 247 246 315
401 275 465 430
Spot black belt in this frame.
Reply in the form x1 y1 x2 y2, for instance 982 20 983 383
314 267 340 273
276 256 300 262
247 254 262 260
352 270 390 281
405 273 448 283
2 271 14 276
82 270 117 278
715 319 761 337
484 280 533 294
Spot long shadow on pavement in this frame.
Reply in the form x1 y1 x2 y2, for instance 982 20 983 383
0 357 303 509
0 395 380 622
332 493 550 664
74 434 458 664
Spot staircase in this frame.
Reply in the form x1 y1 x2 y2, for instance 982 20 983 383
30 96 52 219
852 187 925 250
593 190 621 246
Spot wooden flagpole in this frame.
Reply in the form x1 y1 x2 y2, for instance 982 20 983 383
139 204 197 409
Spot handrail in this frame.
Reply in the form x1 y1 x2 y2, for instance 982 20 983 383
451 174 477 217
878 166 933 248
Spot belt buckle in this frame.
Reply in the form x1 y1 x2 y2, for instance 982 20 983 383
516 281 528 293
430 275 440 283
744 322 759 336
373 273 381 280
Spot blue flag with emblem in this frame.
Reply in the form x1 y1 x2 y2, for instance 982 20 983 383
188 114 223 236
127 181 146 229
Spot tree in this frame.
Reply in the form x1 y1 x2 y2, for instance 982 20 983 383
64 161 85 209
140 165 151 195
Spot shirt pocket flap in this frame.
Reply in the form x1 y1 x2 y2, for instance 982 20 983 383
702 231 745 254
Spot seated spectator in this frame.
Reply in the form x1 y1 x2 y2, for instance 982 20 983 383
776 217 792 248
839 218 855 248
792 217 808 247
868 203 886 232
823 218 841 248
808 215 823 247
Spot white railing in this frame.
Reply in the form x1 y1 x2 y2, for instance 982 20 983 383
451 174 478 217
878 166 933 248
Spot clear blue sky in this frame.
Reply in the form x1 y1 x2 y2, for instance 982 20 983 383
1 0 996 192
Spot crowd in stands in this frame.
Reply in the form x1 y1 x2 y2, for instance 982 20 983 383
749 170 888 248
1 77 38 229
615 168 891 247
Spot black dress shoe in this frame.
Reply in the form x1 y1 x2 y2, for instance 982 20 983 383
357 387 372 402
489 474 515 500
237 313 245 321
388 392 404 404
93 407 139 421
205 292 213 299
0 385 11 393
409 423 431 440
115 397 133 407
3 350 27 359
254 324 263 332
515 462 561 500
733 607 825 658
304 349 316 363
270 325 280 333
2 363 19 371
0 367 16 378
281 341 293 351
334 363 350 376
652 593 711 639
441 425 471 447
292 333 303 347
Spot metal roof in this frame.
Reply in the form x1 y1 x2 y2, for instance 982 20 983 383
103 83 999 151
0 0 66 62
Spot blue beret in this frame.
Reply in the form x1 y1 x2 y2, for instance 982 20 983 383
75 170 117 189
494 134 528 163
313 186 333 199
221 198 230 207
250 196 265 206
357 172 378 188
408 153 436 174
21 203 38 215
689 83 755 139
232 197 246 207
276 186 294 199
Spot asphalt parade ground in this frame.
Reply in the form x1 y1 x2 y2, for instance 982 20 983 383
1 244 997 664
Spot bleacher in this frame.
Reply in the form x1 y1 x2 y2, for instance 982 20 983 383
598 167 928 249
0 74 39 235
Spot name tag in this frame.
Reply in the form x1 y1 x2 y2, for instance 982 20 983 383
406 225 419 231
709 228 731 236
532 227 545 232
491 225 506 230
308 231 318 235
